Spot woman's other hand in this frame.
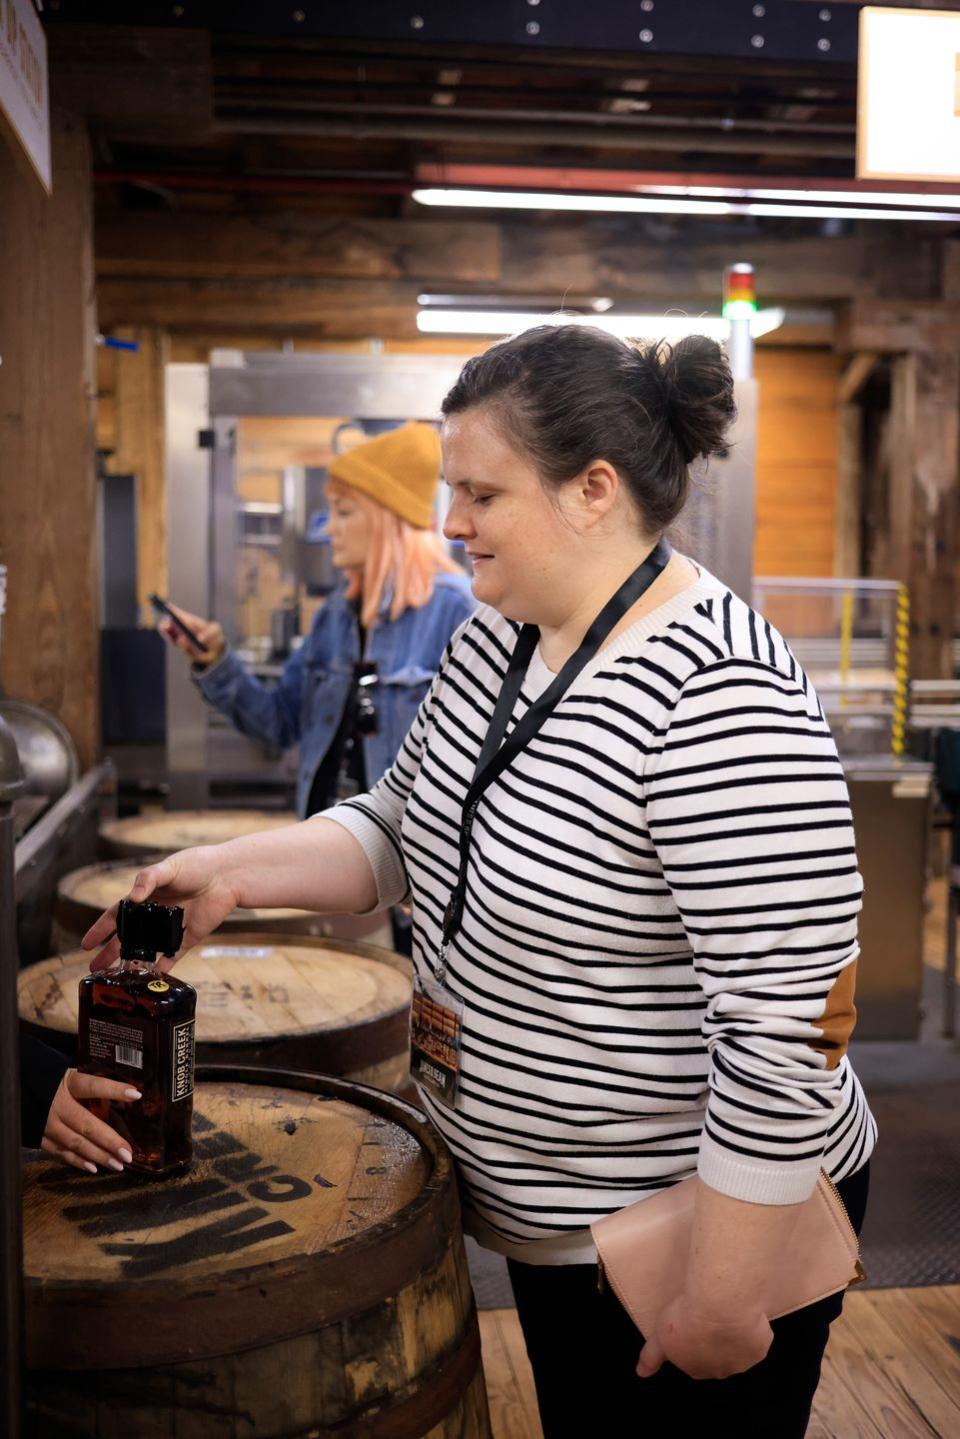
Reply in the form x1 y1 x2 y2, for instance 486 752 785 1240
42 1070 140 1174
158 603 225 667
81 846 241 971
636 1292 774 1381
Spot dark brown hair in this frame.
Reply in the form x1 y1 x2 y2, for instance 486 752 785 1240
441 324 736 533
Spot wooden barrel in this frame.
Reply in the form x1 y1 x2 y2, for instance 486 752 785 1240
23 1068 491 1439
18 933 413 1092
99 808 298 858
53 856 389 950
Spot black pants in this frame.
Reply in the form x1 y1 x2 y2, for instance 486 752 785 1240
507 1162 869 1439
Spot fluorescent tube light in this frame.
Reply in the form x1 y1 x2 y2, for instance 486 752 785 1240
412 188 733 216
412 187 960 223
415 309 786 340
746 202 960 221
647 184 960 208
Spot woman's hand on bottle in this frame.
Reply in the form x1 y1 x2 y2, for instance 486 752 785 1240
42 1069 140 1174
158 603 226 667
636 1292 774 1381
81 846 242 972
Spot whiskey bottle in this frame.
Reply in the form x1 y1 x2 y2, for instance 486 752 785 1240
78 899 196 1177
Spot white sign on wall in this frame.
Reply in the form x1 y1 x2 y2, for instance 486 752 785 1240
0 0 49 192
857 6 960 183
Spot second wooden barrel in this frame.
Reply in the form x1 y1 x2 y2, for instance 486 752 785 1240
23 1068 492 1438
99 808 297 859
19 933 413 1092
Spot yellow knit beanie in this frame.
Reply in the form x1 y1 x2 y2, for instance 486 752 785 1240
327 422 441 530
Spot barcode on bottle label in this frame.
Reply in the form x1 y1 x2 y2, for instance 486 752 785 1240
172 1020 195 1102
88 1018 144 1069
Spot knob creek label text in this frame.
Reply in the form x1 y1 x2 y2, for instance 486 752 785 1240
172 1020 195 1102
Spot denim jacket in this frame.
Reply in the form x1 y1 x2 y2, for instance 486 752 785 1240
194 571 476 817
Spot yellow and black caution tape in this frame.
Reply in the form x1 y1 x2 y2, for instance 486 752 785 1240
839 588 854 708
891 584 910 758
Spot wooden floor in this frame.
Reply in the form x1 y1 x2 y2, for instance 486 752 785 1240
479 1285 960 1437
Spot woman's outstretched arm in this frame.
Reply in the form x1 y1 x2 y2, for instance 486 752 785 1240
82 818 378 972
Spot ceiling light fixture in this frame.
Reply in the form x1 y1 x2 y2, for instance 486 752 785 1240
647 183 960 209
412 186 960 223
415 308 786 340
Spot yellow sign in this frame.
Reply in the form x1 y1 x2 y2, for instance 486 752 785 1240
148 980 171 994
0 0 49 192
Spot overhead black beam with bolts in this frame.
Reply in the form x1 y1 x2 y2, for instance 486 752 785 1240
46 1 865 65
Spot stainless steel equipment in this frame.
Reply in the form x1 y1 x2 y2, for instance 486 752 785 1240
845 758 932 1041
0 699 80 838
678 378 757 603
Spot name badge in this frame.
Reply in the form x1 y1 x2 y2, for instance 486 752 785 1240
410 974 464 1108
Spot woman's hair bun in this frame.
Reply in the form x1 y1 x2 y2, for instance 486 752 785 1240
655 334 737 466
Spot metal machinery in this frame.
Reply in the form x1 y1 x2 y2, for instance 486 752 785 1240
166 348 761 809
753 577 933 1041
678 376 757 604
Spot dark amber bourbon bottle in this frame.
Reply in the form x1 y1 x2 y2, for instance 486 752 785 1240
78 899 196 1176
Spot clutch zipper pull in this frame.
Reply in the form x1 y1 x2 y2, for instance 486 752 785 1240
597 1256 605 1294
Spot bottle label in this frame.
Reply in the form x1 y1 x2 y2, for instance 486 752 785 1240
172 1019 196 1103
88 1018 144 1071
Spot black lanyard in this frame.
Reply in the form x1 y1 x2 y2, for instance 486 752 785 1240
439 537 672 957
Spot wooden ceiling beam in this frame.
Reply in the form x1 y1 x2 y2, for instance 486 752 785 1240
95 212 501 283
49 26 212 139
94 211 943 306
96 277 424 337
838 300 960 353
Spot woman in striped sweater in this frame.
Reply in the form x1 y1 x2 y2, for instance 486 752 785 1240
86 324 875 1438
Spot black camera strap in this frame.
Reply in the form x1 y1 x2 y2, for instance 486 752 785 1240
438 537 672 970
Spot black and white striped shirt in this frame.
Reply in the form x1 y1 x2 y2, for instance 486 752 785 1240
325 565 877 1262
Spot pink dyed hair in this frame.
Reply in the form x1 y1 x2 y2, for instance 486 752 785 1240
327 477 462 630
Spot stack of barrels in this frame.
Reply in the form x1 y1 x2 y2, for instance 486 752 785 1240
20 809 491 1436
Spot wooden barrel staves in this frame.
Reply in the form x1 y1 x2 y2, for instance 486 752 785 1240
18 934 413 1092
23 1069 492 1438
99 808 298 859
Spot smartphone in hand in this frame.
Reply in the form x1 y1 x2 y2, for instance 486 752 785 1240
148 594 206 652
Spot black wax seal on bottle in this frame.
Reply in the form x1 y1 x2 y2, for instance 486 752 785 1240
117 899 185 960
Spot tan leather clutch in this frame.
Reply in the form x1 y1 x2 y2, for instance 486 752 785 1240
591 1170 865 1338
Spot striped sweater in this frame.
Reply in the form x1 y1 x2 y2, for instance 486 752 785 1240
324 564 877 1263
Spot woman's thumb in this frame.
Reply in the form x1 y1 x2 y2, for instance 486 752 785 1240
636 1334 665 1379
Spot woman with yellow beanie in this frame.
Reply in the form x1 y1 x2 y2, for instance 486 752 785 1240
159 422 475 946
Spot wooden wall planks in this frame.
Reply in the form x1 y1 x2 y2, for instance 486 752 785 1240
753 348 843 578
0 111 99 767
107 326 170 621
